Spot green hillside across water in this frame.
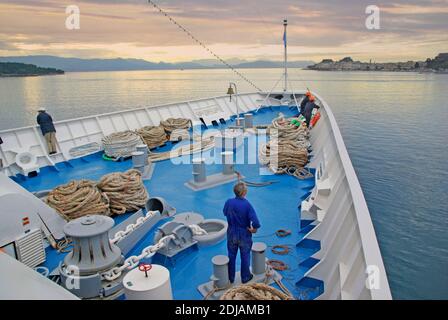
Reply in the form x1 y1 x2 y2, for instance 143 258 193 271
0 62 64 77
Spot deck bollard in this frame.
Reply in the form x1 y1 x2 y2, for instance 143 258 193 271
132 151 145 173
211 255 230 289
251 242 267 275
221 151 234 175
192 158 206 183
136 144 149 165
244 113 253 129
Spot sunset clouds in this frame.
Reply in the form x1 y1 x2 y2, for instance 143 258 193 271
0 0 447 62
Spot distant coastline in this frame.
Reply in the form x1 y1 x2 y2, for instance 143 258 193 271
307 53 448 73
0 55 313 73
0 62 64 77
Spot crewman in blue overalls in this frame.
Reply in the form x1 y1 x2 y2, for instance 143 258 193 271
223 182 261 284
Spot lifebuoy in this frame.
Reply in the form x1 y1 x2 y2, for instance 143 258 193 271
311 112 321 127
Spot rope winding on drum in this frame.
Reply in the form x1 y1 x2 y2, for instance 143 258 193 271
97 169 149 215
46 180 110 220
220 282 292 300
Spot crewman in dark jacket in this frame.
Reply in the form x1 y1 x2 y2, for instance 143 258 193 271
36 108 57 154
303 95 320 128
223 182 261 284
296 90 312 117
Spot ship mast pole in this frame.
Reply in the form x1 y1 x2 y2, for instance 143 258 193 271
283 19 288 92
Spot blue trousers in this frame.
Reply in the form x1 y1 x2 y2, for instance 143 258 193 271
227 236 252 283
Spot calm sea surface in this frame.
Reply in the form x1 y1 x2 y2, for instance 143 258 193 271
1 68 447 299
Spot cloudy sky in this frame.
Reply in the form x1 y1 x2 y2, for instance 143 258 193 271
0 0 447 62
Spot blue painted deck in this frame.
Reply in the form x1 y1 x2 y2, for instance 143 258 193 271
13 106 323 300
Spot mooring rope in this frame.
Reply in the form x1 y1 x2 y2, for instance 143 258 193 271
46 180 111 220
47 170 149 219
160 118 192 135
97 169 149 215
137 125 168 149
220 282 293 300
258 113 313 179
102 131 143 159
147 0 262 92
148 137 215 162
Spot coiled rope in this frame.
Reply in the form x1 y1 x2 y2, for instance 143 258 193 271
258 113 313 179
137 125 168 149
267 259 289 271
269 114 309 145
102 131 143 159
271 245 290 255
259 139 309 178
97 169 149 215
160 118 192 135
46 180 110 220
149 137 215 162
220 282 293 300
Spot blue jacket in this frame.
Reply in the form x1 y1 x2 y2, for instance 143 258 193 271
223 197 261 241
37 112 56 135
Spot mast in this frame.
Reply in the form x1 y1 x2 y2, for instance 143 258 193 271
283 19 288 92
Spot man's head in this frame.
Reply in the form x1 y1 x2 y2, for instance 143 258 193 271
38 107 46 113
233 182 247 198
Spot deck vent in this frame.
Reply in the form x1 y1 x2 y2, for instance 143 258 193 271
211 120 219 127
15 229 46 268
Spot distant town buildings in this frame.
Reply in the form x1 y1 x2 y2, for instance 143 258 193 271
307 53 448 73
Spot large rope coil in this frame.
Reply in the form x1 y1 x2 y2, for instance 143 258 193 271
160 118 192 135
97 169 149 215
46 180 110 220
137 125 168 149
102 131 143 158
259 139 309 178
259 113 312 179
220 283 293 300
268 114 310 148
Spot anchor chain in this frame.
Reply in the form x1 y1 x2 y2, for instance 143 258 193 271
102 234 175 281
109 210 159 244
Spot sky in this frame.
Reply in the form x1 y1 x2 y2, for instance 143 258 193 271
0 0 447 63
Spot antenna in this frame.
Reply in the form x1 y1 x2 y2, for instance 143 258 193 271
283 19 288 92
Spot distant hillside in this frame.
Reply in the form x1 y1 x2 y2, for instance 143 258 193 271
0 62 64 77
307 53 448 72
0 55 314 72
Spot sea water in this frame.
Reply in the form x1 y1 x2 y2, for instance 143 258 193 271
0 68 447 299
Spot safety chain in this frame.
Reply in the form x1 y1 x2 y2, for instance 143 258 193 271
102 234 175 282
148 0 262 92
109 210 159 244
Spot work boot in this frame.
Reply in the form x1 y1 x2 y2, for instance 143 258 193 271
242 274 253 284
